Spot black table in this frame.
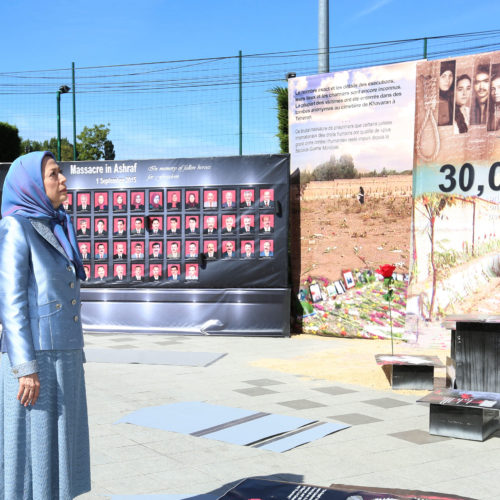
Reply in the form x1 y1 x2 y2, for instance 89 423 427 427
418 388 500 441
375 354 444 390
444 315 500 392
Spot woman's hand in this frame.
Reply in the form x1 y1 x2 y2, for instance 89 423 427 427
17 373 40 407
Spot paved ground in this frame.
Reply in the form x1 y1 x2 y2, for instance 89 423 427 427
79 333 500 500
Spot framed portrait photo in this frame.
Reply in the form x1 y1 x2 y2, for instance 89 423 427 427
309 283 322 303
343 270 355 289
334 280 346 295
113 191 127 212
62 192 73 213
203 189 218 209
94 192 109 213
167 190 181 211
149 190 164 211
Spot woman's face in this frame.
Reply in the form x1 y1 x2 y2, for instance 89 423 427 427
440 70 454 92
189 194 195 203
42 156 67 208
456 77 471 107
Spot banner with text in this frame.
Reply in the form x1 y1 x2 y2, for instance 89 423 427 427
288 62 416 339
289 60 417 173
407 50 500 340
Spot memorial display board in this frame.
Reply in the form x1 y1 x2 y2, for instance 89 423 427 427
407 50 500 341
61 155 289 289
287 61 417 339
0 156 290 336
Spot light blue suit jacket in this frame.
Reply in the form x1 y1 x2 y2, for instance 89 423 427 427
0 215 84 377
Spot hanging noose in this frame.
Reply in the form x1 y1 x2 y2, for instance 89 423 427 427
416 74 440 162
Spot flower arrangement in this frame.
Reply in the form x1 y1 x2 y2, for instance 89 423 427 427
376 264 396 354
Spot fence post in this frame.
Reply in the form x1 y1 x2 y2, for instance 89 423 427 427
72 62 77 161
423 38 428 59
239 50 243 156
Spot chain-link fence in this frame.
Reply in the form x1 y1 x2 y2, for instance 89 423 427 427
1 30 500 161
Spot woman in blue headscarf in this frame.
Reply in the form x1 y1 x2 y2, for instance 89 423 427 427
0 152 90 499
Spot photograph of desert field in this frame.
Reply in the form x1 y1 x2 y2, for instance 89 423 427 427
296 175 412 282
291 175 413 340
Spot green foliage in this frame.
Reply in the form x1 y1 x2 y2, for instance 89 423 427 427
33 138 75 161
269 86 288 154
360 168 412 177
312 154 358 180
104 140 115 160
0 122 21 161
21 139 43 154
77 124 115 160
10 123 115 163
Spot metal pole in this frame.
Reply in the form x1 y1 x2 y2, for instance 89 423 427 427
239 50 243 156
72 62 77 160
57 91 61 161
423 38 428 59
318 0 329 73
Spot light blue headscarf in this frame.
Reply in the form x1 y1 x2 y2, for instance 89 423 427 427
1 151 86 280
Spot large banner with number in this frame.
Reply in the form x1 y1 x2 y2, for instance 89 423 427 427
407 51 500 338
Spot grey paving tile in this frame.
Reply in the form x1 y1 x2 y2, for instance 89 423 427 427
313 386 358 396
107 337 135 343
153 340 183 345
362 397 413 409
110 344 140 349
277 399 327 410
389 429 450 444
77 331 497 499
328 413 382 425
242 378 286 387
234 387 279 396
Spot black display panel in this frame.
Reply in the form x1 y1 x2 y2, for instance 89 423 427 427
61 155 289 289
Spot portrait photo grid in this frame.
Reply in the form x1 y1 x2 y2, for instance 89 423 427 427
69 186 277 285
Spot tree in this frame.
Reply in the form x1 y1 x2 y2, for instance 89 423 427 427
313 154 359 180
416 193 456 320
20 139 43 154
104 140 115 160
270 86 288 154
77 124 115 160
337 154 357 178
40 138 75 161
0 122 21 161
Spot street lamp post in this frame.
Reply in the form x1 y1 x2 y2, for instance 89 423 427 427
57 85 71 161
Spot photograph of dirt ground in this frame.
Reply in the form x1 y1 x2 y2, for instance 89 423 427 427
298 176 412 278
292 176 417 342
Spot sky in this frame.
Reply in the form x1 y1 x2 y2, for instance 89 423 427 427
1 0 500 160
1 0 500 69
